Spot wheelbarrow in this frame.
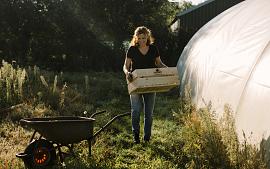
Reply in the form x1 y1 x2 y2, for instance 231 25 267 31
16 111 130 169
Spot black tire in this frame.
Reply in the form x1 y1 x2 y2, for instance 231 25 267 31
23 139 56 169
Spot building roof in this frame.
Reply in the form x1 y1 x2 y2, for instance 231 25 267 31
170 0 244 32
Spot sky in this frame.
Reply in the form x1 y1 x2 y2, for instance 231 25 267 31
169 0 206 5
187 0 206 5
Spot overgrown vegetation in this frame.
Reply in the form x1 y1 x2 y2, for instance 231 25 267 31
0 61 267 168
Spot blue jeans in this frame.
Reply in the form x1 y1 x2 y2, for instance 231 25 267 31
130 93 156 140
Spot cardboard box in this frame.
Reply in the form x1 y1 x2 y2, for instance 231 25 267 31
127 67 180 94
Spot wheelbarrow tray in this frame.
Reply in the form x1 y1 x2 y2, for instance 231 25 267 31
20 116 95 145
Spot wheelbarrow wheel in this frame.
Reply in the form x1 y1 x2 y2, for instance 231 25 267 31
23 139 56 169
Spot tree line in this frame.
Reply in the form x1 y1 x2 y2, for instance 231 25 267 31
0 0 192 71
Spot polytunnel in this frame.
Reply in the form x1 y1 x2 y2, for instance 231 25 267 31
177 0 270 145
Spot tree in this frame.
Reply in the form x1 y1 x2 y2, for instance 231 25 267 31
81 0 180 67
0 0 188 71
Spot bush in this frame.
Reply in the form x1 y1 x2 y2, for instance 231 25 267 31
172 88 267 169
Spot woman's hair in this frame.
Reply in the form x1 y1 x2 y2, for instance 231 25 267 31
130 26 154 46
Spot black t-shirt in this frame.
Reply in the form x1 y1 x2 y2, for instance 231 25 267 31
126 44 160 71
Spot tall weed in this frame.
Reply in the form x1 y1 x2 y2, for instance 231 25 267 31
173 88 267 169
0 60 27 108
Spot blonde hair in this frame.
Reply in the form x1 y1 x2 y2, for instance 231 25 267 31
130 26 154 46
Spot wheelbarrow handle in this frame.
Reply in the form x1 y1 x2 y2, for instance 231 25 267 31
91 112 131 139
90 110 106 118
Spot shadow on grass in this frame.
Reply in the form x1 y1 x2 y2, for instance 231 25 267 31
56 156 112 169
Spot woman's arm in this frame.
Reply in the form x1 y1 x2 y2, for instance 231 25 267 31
123 57 133 81
155 56 168 68
123 57 132 74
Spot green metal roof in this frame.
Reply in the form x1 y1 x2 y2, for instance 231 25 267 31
170 0 244 32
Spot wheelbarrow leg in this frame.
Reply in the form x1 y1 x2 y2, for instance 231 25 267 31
87 139 91 156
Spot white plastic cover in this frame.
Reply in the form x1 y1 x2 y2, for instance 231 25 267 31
177 0 270 144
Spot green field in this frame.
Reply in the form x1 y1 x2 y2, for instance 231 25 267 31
0 61 266 169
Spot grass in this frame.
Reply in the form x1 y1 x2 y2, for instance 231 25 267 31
0 122 30 169
0 111 179 169
0 61 267 169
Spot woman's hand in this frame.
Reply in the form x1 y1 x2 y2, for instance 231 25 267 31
123 57 133 82
155 56 168 68
126 72 133 82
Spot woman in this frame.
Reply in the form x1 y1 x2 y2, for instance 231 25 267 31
123 26 167 144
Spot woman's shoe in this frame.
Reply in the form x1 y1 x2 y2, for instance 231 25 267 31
143 139 150 143
133 133 140 144
133 139 140 144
